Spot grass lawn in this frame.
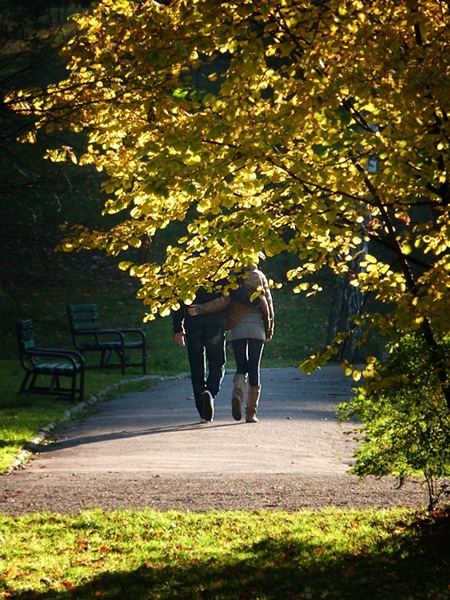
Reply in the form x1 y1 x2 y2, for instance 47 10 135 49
1 507 449 599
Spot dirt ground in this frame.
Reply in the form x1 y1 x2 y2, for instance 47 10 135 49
0 470 430 516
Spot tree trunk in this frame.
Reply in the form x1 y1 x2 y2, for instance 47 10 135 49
327 269 364 363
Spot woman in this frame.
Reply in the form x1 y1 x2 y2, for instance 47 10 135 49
225 264 274 422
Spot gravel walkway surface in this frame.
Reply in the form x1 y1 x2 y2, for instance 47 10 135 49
0 367 431 515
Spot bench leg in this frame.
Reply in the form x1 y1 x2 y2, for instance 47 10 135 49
18 372 32 394
100 348 125 374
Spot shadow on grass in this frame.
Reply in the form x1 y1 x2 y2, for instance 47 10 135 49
0 439 30 449
5 513 449 600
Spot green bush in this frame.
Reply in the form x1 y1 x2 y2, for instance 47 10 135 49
339 333 450 509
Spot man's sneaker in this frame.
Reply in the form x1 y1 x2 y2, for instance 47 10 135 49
201 390 214 422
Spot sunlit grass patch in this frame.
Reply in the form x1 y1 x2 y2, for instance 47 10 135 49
1 507 448 599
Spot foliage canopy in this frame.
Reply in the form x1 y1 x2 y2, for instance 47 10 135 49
8 1 450 402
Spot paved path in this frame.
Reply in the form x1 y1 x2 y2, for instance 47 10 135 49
0 367 429 514
20 367 356 476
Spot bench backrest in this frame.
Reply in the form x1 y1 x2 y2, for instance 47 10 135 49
67 304 102 335
17 319 36 355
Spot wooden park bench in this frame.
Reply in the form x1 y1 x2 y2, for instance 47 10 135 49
17 319 85 403
67 304 147 375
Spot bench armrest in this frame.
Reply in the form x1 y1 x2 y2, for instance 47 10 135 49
116 328 146 342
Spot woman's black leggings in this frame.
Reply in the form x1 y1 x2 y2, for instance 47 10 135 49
231 338 265 387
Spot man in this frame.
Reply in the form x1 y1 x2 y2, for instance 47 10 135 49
172 288 230 423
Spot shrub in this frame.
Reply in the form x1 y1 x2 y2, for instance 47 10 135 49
339 333 450 510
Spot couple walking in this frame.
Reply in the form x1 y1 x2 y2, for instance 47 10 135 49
172 264 274 423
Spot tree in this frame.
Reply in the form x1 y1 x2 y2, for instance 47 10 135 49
7 1 450 472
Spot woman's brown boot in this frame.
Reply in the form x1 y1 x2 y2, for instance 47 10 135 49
245 385 261 423
231 374 246 421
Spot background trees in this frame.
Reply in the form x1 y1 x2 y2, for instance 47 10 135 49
7 0 450 488
0 0 122 353
0 0 75 198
